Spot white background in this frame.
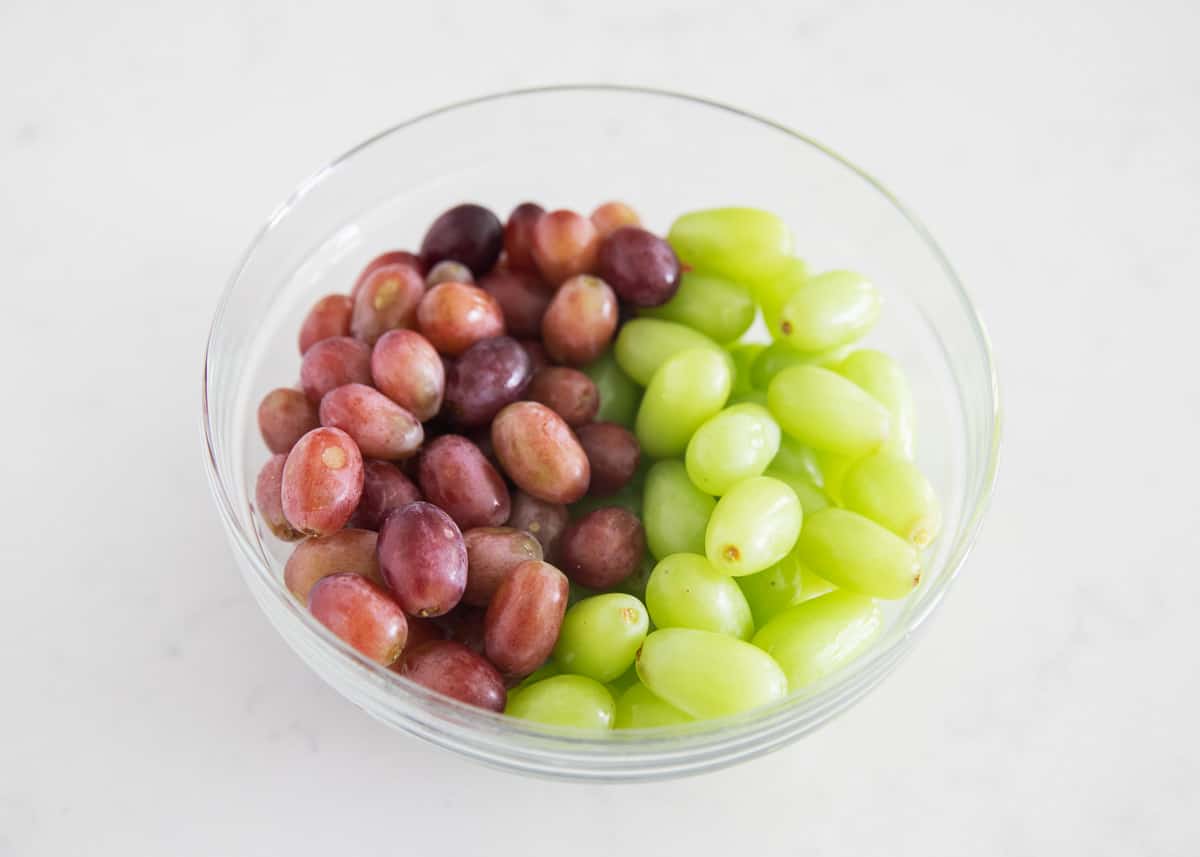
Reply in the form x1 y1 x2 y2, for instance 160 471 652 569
2 0 1198 854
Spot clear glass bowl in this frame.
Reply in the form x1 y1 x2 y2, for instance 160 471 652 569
202 85 1000 781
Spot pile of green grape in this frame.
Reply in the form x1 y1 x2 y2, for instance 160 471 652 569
508 207 941 729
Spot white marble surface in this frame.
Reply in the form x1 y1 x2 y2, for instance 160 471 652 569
2 0 1199 853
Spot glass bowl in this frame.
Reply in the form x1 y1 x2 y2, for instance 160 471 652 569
202 84 1000 781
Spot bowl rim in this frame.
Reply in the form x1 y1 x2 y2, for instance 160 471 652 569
202 83 1002 765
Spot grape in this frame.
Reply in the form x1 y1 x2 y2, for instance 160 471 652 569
506 490 570 560
596 226 682 307
505 675 614 730
770 435 824 485
479 269 554 338
729 390 769 409
541 275 618 365
308 573 408 666
558 507 645 589
763 467 830 518
613 318 727 386
636 628 787 719
350 263 426 346
752 591 882 690
795 508 921 599
576 422 639 495
351 250 425 301
503 202 545 273
257 387 319 454
531 209 600 285
511 659 561 694
736 550 833 627
614 681 692 729
318 383 423 460
755 257 807 332
590 201 641 240
370 329 445 422
635 347 732 459
750 341 853 389
377 501 468 617
837 349 916 459
425 259 474 288
727 343 766 397
281 427 364 536
525 367 599 427
298 294 353 354
283 528 382 602
767 366 890 457
396 614 445 656
814 451 852 505
462 526 543 607
582 351 640 428
568 477 642 520
607 663 642 695
491 402 590 504
443 335 533 427
484 559 569 676
438 603 487 654
417 435 511 529
348 459 421 530
705 475 801 576
640 272 755 342
553 593 648 682
420 203 503 276
840 453 941 546
299 337 372 403
685 403 781 495
776 270 880 352
642 460 715 560
416 282 506 357
398 640 506 711
256 454 301 541
645 553 754 640
666 207 793 286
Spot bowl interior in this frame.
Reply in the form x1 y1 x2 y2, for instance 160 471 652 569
204 86 998 780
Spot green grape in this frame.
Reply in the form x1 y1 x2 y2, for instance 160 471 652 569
728 389 769 408
505 675 615 730
752 590 881 690
770 435 824 486
642 460 716 560
666 207 794 287
737 551 835 627
635 348 732 459
685 403 781 496
836 349 916 459
608 663 642 695
637 628 788 719
763 468 830 517
750 341 854 389
755 257 807 332
728 342 767 396
583 351 641 428
645 553 755 640
640 272 756 344
775 270 880 352
613 550 655 601
508 660 562 707
841 453 941 546
794 508 921 600
614 681 693 729
614 318 726 386
767 366 890 457
706 476 802 576
815 451 854 505
553 593 649 682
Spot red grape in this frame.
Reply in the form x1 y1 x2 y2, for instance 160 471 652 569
506 491 570 561
491 402 590 504
348 459 421 530
298 294 353 354
377 501 467 617
503 202 545 272
308 573 408 666
420 203 503 276
318 383 423 460
370 329 445 422
258 387 319 454
399 615 445 654
437 604 487 654
416 282 506 356
281 427 364 536
300 337 372 403
479 269 554 338
484 560 569 676
590 201 641 240
558 507 645 589
350 263 425 345
283 528 383 601
518 339 551 373
398 640 506 711
525 367 599 427
417 435 511 529
426 260 474 287
541 275 618 365
351 251 425 302
462 526 544 607
531 209 599 285
442 336 533 427
256 454 301 541
576 422 640 495
596 226 681 307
